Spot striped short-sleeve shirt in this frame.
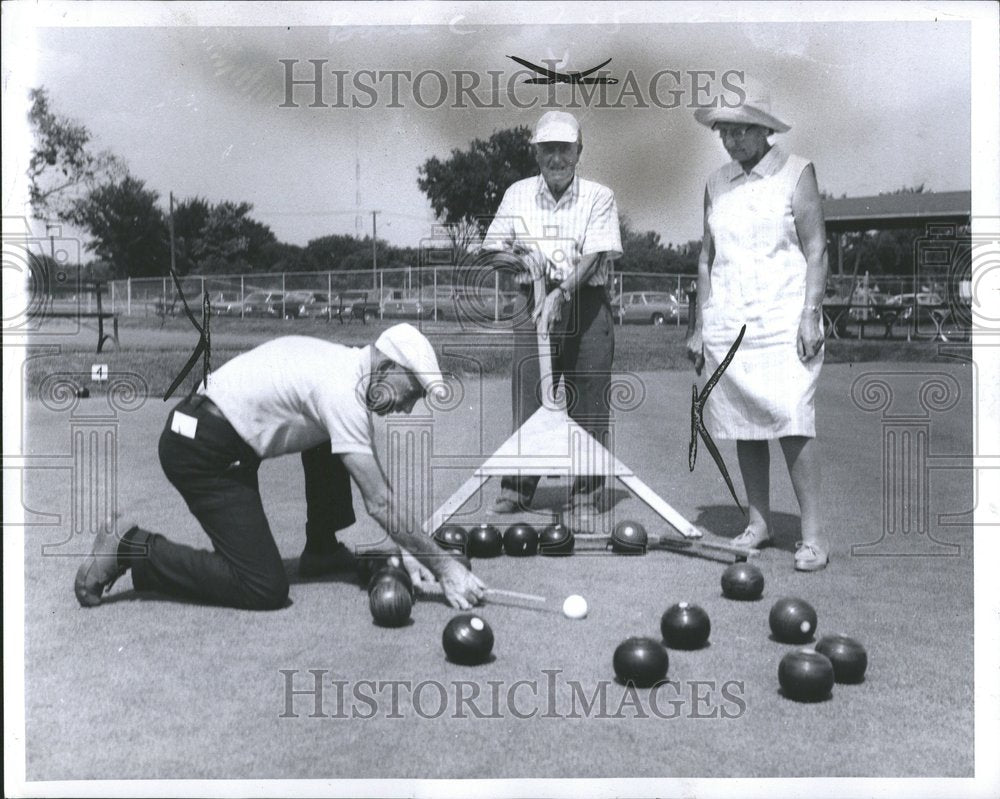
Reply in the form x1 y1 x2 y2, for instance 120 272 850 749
483 175 623 286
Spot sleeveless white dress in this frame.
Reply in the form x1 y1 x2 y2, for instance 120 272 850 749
702 145 822 440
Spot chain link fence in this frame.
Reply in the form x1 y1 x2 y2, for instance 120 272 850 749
108 266 964 337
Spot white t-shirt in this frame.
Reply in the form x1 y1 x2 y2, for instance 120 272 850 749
201 337 374 459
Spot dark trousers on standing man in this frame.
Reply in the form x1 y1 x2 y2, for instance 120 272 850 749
121 395 356 610
499 283 615 508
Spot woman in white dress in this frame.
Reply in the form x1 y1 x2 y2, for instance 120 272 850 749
685 85 830 571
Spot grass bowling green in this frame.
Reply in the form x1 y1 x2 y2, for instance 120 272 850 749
17 324 975 778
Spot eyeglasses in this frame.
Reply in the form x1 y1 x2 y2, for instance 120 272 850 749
716 125 754 141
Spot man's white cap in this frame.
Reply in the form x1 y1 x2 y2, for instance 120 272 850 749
375 323 448 400
530 110 580 144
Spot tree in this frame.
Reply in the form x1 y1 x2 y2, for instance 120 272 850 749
614 217 700 279
167 197 277 274
170 196 212 274
417 126 537 260
68 175 169 278
27 87 126 221
303 234 368 270
836 184 930 283
195 201 277 273
258 241 305 273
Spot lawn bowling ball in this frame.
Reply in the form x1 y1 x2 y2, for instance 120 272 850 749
368 564 414 597
357 551 405 583
502 523 539 556
612 636 669 687
433 524 469 554
468 523 503 558
442 613 494 665
368 577 413 628
778 649 835 702
721 562 765 601
75 386 90 399
816 634 868 683
538 523 575 555
660 602 711 650
562 594 588 619
610 520 648 554
769 597 818 643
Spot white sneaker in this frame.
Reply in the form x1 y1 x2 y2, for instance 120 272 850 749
732 526 772 549
794 541 829 572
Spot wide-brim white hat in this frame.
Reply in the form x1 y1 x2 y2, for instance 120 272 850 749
375 323 448 400
694 81 790 133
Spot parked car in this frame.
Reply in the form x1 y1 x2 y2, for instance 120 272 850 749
334 290 374 321
612 291 687 325
207 292 245 317
420 286 511 322
155 290 243 318
365 289 432 320
283 290 331 319
295 289 374 321
242 290 286 318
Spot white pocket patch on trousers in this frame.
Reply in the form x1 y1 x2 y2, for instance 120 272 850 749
170 410 199 439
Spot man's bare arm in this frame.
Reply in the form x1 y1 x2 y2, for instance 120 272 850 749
341 452 444 568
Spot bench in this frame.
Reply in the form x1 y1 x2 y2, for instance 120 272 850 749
332 293 369 324
821 302 959 342
684 293 963 343
44 281 120 353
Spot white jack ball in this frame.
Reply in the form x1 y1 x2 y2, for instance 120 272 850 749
562 594 589 620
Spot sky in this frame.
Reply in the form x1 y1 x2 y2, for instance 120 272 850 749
2 4 980 255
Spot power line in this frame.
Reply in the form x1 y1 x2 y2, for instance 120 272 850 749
255 209 433 222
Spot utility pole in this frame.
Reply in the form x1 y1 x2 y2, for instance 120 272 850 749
45 223 58 262
371 210 380 291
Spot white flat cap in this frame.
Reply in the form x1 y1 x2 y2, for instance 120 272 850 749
375 323 448 400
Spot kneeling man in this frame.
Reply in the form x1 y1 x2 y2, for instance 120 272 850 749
75 324 484 611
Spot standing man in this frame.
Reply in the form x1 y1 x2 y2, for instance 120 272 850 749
483 111 623 524
75 324 485 610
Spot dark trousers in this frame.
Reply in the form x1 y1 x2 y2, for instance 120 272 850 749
501 284 615 505
125 396 356 610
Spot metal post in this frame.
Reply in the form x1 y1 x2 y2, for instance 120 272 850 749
619 273 625 325
433 267 438 320
379 271 384 319
372 210 380 291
